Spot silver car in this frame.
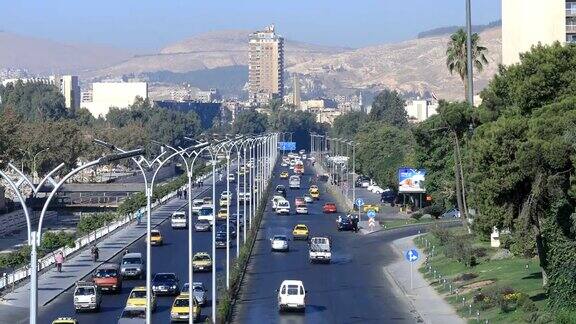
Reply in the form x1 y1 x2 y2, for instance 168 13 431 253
120 253 145 279
194 220 212 232
181 282 207 306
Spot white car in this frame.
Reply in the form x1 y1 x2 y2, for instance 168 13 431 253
220 191 232 200
281 162 289 167
289 175 301 189
171 211 187 229
277 280 306 312
227 174 236 182
303 195 314 203
296 205 308 214
372 186 385 194
271 196 286 210
270 235 289 252
276 200 290 215
192 199 205 214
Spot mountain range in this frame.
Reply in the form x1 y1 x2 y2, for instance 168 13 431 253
0 28 502 101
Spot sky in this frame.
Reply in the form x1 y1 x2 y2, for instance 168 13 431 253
0 0 501 51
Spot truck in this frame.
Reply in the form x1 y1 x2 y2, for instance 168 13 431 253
308 237 331 263
73 281 101 312
289 175 301 189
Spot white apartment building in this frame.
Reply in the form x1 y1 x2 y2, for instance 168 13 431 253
405 99 438 123
503 0 576 65
81 82 148 117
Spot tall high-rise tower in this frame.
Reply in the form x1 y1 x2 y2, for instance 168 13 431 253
248 25 284 106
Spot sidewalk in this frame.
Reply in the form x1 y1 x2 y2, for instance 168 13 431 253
0 179 212 321
385 235 465 324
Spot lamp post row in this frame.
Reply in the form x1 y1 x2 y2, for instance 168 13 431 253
0 133 279 324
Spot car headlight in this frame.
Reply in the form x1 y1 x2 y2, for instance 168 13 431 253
172 285 177 289
74 297 79 302
171 312 178 317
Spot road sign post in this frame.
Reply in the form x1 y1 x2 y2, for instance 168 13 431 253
355 198 364 221
405 249 419 290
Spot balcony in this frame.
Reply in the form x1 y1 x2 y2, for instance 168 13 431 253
567 24 576 33
568 9 576 17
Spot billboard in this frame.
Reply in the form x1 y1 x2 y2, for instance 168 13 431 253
278 142 296 151
398 168 426 193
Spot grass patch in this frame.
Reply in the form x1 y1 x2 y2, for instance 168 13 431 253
381 218 445 230
415 228 553 323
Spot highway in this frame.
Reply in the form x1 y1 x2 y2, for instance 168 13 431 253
38 170 245 323
232 160 421 324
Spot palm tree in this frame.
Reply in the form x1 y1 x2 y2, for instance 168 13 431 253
446 29 488 100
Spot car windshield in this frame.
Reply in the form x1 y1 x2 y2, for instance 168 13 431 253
129 290 146 298
151 232 160 237
287 285 300 295
174 298 189 307
95 268 117 277
199 208 213 216
196 220 209 225
216 233 227 239
296 226 306 230
172 214 185 219
122 257 141 265
193 201 204 206
75 287 95 295
194 255 210 261
121 309 146 318
193 286 205 292
273 236 287 241
155 273 175 280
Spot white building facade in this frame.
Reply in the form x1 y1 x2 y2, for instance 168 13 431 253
81 82 148 117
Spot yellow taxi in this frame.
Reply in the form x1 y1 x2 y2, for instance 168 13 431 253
52 318 78 324
219 197 229 207
192 252 212 272
292 224 310 240
126 286 157 312
280 171 289 179
149 229 163 246
217 209 228 220
309 186 320 199
363 204 380 213
170 293 201 322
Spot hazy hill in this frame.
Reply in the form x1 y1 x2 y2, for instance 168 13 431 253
0 31 132 74
288 27 502 101
92 30 351 77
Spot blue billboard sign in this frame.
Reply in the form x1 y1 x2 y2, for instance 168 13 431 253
398 168 426 193
279 142 296 151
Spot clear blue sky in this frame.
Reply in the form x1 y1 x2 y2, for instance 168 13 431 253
0 0 501 51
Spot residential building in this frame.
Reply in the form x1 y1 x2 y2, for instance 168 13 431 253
502 0 576 65
154 100 221 129
300 98 337 111
248 24 284 106
292 75 301 108
405 99 438 123
81 82 148 117
315 108 342 125
195 88 221 103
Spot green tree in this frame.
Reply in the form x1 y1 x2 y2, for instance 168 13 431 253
355 123 415 189
331 111 367 139
268 109 324 150
446 29 488 99
232 109 268 134
369 89 408 128
0 82 68 121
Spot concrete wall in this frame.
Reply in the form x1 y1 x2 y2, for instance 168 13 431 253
502 0 566 65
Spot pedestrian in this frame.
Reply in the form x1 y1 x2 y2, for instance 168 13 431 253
124 248 130 256
136 210 142 225
177 189 182 199
183 189 187 200
54 251 65 272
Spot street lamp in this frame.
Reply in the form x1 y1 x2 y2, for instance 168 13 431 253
0 148 144 324
32 147 50 183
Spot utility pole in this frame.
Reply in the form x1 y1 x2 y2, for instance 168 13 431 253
465 0 474 106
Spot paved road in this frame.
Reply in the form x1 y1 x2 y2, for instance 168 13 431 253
33 170 247 323
232 161 421 324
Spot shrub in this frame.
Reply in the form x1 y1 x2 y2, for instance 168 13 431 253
445 235 477 267
430 226 454 246
40 231 76 252
411 212 423 220
77 212 119 235
422 204 444 218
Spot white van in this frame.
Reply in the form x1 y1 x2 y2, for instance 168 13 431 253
276 200 290 215
170 211 187 229
198 206 214 224
277 280 306 312
309 237 331 263
289 175 301 189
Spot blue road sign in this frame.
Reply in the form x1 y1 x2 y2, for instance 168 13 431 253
278 142 296 151
355 198 365 207
405 249 419 263
367 210 376 219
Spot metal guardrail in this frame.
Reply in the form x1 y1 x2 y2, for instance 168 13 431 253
0 172 211 292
